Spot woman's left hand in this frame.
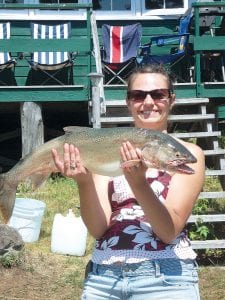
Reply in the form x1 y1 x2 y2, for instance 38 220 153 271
120 141 147 184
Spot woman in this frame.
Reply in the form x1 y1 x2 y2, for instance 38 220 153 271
52 65 205 299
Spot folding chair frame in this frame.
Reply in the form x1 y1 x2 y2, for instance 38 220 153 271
137 13 192 82
103 58 138 85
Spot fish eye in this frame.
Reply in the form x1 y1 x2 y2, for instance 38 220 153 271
175 152 181 158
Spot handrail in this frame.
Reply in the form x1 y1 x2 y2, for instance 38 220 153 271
192 1 225 8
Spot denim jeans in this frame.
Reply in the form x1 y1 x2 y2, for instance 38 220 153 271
81 259 200 300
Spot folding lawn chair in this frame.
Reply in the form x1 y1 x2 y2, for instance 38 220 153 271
27 22 74 86
0 22 16 86
138 12 192 82
101 23 142 85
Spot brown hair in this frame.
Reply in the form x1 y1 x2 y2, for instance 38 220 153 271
127 64 174 92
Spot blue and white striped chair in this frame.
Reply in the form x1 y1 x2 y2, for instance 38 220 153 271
0 22 16 85
28 22 73 85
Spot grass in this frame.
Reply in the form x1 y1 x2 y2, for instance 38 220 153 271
1 176 225 299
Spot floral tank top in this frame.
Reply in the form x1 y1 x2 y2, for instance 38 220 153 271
91 169 196 265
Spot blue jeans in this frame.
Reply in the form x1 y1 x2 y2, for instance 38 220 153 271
81 259 200 300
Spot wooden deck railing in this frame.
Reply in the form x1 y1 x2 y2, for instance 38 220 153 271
192 1 225 97
0 3 93 102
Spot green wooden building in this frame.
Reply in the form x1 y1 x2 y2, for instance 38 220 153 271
0 1 225 249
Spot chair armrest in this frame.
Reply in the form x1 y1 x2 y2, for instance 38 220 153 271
139 33 190 52
150 33 190 47
138 32 190 59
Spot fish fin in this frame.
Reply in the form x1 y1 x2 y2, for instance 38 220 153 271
121 159 141 169
63 126 89 133
0 174 17 224
25 173 50 190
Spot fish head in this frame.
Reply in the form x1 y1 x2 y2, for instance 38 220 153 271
141 138 197 174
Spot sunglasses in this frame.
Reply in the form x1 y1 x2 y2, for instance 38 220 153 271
127 89 171 102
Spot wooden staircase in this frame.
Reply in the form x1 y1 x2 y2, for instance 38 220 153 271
89 94 225 249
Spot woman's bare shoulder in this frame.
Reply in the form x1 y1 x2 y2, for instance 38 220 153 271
177 138 204 158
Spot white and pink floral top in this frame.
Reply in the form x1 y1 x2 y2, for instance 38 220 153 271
91 169 196 265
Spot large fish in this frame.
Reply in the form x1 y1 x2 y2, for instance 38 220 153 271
0 126 196 223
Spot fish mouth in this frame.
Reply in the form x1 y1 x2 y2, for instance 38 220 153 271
169 159 195 174
176 164 195 174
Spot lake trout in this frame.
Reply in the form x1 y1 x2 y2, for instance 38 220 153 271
0 126 197 223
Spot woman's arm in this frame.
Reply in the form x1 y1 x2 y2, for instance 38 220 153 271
121 141 205 244
52 143 112 239
78 173 112 239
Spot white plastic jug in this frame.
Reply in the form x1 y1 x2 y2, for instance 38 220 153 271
51 209 87 256
8 198 46 243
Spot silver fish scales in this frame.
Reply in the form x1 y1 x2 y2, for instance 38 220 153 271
0 126 197 223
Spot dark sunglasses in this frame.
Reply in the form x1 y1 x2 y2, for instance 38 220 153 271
127 89 171 102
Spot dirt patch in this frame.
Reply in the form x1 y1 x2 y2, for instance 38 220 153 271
0 250 85 300
1 249 225 300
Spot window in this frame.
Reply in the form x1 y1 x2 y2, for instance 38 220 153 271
145 0 184 9
0 0 24 3
0 0 78 3
93 0 131 11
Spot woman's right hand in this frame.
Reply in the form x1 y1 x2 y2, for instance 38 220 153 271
51 143 92 184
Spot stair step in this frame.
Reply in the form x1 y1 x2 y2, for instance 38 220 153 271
103 100 126 106
188 214 225 223
100 116 133 123
205 169 225 176
175 98 209 105
169 114 215 122
191 240 225 249
199 191 225 198
99 114 215 124
204 149 225 156
103 98 209 107
171 131 221 138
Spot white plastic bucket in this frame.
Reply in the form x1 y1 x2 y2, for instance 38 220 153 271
8 198 46 243
51 209 87 256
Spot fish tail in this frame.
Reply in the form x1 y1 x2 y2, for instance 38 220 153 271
0 174 17 224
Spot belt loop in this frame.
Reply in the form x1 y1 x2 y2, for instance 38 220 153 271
154 260 161 277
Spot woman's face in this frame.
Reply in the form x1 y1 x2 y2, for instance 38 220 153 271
127 73 175 131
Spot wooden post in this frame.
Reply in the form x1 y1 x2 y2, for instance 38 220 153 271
90 12 105 114
20 102 44 157
88 73 104 129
